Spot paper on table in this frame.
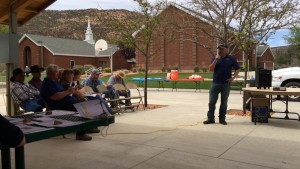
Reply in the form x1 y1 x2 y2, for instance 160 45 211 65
85 93 97 97
73 100 105 119
41 110 77 117
31 118 83 128
16 123 51 134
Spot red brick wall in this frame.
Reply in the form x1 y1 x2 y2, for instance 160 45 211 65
258 48 274 70
19 38 41 68
112 50 135 71
135 5 216 71
19 38 118 68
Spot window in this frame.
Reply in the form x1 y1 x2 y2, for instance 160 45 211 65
99 61 106 68
23 46 31 66
70 60 75 69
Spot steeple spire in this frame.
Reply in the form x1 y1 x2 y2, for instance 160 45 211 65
84 17 95 45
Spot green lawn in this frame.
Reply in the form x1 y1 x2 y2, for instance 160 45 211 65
102 73 242 90
1 72 243 90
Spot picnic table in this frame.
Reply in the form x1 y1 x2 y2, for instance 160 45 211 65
132 78 168 90
0 112 114 169
169 78 205 92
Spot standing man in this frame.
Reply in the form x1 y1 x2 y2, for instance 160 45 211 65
204 45 240 125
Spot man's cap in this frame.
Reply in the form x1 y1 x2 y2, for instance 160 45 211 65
10 68 24 81
91 69 101 75
217 44 228 49
30 65 45 73
117 71 125 78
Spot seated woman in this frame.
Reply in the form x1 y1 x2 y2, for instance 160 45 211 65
28 65 45 91
60 69 114 114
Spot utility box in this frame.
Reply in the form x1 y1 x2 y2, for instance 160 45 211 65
251 97 269 124
0 33 19 64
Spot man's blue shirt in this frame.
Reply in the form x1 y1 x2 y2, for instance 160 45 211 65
211 54 240 84
40 78 76 111
82 76 102 93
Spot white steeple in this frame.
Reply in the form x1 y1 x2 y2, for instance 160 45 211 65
84 17 95 45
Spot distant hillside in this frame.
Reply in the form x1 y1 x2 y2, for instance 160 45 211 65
19 9 141 42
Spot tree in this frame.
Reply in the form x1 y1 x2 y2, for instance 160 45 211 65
187 0 300 112
285 27 300 64
97 0 173 107
0 24 8 33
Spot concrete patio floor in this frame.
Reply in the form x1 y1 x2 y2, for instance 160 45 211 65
2 88 300 169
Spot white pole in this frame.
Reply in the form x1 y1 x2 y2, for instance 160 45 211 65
110 48 113 75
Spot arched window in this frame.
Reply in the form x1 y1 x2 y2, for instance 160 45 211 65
23 46 31 66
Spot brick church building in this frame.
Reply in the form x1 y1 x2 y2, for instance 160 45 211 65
18 19 135 71
135 3 274 71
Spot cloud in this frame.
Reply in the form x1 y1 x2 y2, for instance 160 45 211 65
267 29 290 47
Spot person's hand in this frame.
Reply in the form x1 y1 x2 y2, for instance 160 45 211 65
67 87 75 94
215 54 221 60
226 77 235 84
74 90 85 97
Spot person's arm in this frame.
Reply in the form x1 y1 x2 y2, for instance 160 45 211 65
28 84 40 97
227 69 241 84
0 115 25 148
11 85 30 102
49 88 75 101
208 55 220 71
227 57 241 83
16 136 26 147
107 76 114 86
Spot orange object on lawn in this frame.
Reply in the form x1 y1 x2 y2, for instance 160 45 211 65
170 70 178 79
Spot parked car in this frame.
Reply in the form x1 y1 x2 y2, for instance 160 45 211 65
272 67 300 101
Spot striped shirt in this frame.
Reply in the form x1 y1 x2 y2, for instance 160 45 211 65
10 81 40 105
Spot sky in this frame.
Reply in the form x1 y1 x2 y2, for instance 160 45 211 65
47 0 290 47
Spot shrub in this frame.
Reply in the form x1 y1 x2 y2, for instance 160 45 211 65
161 66 167 72
201 67 207 72
132 67 138 73
194 66 200 73
83 64 94 72
104 67 111 73
73 65 84 73
240 65 245 71
138 67 145 73
167 65 171 72
249 67 256 71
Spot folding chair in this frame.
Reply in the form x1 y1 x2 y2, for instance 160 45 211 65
113 84 134 112
83 86 95 94
126 82 145 110
96 84 121 114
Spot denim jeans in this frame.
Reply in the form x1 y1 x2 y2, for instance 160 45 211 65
207 83 230 120
87 95 112 113
20 98 45 112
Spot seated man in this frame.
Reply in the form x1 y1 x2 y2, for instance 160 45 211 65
81 69 102 92
10 68 45 112
28 65 45 91
40 64 92 141
0 114 25 148
107 71 131 105
82 69 117 105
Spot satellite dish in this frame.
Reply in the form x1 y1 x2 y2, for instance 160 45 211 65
95 39 108 53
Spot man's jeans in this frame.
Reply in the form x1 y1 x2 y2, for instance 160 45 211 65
20 98 45 112
207 83 230 120
87 95 112 113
